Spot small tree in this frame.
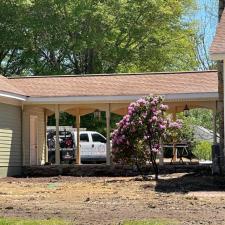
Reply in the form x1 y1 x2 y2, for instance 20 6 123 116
112 95 182 179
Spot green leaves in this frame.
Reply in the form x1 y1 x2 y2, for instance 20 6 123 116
0 0 198 76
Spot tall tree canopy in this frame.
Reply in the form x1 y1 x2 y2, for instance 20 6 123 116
0 0 198 76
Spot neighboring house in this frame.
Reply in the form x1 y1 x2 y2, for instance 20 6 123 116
0 71 219 177
193 126 219 143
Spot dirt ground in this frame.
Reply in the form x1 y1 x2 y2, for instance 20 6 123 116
0 173 225 225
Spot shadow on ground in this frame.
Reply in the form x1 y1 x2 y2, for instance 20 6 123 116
153 172 225 193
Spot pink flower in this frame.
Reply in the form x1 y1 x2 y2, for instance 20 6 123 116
154 110 162 116
137 98 146 106
160 104 168 111
129 102 136 108
151 116 157 121
116 139 120 145
142 112 147 118
151 101 156 106
128 109 133 115
123 115 130 122
152 148 158 153
159 124 166 130
169 121 182 129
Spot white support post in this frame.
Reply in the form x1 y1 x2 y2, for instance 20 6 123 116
159 139 164 166
172 110 177 162
213 110 217 145
76 111 81 165
55 105 60 165
106 104 111 165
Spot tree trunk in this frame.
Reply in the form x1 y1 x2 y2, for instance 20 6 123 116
218 0 225 174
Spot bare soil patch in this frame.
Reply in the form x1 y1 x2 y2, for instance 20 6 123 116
0 173 225 225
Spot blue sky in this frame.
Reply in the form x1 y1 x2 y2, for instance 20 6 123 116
195 0 218 50
188 0 219 69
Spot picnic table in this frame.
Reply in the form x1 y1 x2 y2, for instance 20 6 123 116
162 144 191 163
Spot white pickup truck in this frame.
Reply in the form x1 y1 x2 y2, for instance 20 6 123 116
74 131 107 162
47 129 107 163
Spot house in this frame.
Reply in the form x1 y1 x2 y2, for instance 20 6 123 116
209 7 225 172
193 126 219 143
0 71 219 177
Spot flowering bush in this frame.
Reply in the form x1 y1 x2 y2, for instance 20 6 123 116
163 119 183 144
111 95 177 179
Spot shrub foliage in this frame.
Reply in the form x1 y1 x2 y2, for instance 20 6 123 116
112 95 182 179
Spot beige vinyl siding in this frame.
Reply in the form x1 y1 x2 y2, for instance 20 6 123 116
0 103 22 177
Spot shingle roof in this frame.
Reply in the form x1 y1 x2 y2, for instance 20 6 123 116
6 71 218 98
0 75 25 96
210 9 225 55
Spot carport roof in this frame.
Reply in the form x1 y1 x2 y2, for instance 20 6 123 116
0 75 25 96
4 70 218 98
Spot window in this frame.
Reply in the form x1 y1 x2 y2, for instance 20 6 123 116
80 133 89 142
92 133 106 143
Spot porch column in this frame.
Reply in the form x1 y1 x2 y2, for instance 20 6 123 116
172 110 177 162
106 104 111 165
76 111 81 165
55 105 60 165
213 109 217 145
159 139 164 166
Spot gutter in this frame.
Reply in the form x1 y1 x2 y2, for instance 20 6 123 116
25 92 219 104
210 53 225 61
0 91 27 101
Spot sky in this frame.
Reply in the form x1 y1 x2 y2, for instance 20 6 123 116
196 0 218 46
188 0 219 69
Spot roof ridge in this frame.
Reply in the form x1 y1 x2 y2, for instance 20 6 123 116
8 70 217 79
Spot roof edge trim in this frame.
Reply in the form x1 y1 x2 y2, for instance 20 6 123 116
0 91 27 101
210 53 225 61
25 92 219 104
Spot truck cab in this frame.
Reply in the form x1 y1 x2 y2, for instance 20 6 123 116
74 131 107 163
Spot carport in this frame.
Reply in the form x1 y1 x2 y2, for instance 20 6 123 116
3 70 218 167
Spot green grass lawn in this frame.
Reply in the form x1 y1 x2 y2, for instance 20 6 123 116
0 218 179 225
121 219 179 225
0 218 71 225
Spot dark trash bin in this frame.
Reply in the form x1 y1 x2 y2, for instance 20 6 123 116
212 144 220 175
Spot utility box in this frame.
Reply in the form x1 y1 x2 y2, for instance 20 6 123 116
212 144 220 175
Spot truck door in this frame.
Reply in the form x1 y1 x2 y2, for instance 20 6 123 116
80 133 92 160
91 133 106 159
